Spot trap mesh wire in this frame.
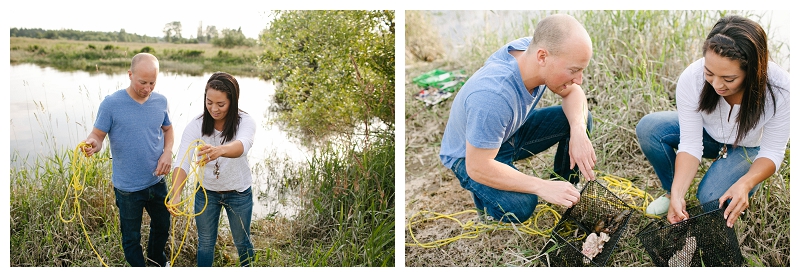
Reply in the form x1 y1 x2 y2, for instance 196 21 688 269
538 180 634 267
636 200 742 267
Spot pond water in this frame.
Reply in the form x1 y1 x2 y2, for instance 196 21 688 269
9 63 309 219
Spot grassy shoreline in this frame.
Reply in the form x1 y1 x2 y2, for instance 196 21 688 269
10 37 263 78
10 132 394 267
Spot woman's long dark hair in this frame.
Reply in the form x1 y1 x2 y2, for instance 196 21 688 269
697 15 778 146
201 72 245 143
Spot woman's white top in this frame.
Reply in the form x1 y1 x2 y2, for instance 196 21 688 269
174 111 256 192
676 58 790 173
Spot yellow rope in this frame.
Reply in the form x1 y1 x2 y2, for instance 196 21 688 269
406 171 660 248
165 139 209 265
597 173 660 219
406 204 560 248
58 142 109 267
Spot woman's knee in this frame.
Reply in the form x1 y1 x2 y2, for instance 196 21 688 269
636 112 678 146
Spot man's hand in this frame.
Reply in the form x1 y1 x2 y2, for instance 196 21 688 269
537 179 582 207
82 128 108 157
155 151 172 176
82 138 102 157
569 131 597 180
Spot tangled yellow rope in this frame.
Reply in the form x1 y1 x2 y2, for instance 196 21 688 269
406 204 561 248
59 142 109 267
598 173 659 219
60 140 216 266
405 172 658 248
165 139 210 265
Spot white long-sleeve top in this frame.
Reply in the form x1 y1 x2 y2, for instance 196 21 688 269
174 111 256 192
676 58 790 173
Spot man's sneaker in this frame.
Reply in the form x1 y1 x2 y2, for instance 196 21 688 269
646 195 670 216
166 261 171 267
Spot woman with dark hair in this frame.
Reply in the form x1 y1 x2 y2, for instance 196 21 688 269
636 15 789 227
168 72 256 266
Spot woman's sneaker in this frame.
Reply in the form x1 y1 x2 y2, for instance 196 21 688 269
646 195 670 216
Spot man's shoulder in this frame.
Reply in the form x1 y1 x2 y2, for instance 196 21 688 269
507 37 532 49
150 92 168 101
99 89 126 106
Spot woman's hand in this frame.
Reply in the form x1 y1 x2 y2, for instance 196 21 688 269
667 196 690 224
167 194 182 216
719 181 751 228
197 144 224 165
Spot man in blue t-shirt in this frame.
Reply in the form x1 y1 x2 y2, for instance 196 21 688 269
440 14 597 223
83 53 174 267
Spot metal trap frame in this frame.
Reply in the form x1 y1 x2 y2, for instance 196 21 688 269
538 180 635 267
636 199 743 267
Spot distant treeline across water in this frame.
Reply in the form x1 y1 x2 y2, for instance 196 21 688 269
10 27 160 43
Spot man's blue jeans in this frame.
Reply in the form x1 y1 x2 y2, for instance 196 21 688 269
114 178 171 267
636 111 760 204
449 105 592 223
194 187 254 267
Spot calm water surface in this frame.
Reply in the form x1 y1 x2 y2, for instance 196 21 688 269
10 63 308 219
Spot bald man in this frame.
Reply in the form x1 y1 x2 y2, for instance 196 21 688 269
83 53 174 267
439 14 596 223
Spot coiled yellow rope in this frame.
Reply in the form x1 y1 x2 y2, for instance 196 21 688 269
59 142 110 267
165 139 209 265
406 172 658 248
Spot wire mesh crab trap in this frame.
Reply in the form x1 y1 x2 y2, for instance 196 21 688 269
636 199 742 267
537 180 634 267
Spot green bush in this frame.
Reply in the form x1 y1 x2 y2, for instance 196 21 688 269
140 46 155 53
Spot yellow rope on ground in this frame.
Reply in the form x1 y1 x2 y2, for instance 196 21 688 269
58 142 109 267
406 203 560 248
597 173 660 219
165 139 209 265
406 171 660 248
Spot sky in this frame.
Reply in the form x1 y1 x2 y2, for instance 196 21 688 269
8 9 273 40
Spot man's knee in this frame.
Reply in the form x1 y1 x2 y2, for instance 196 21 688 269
486 195 538 223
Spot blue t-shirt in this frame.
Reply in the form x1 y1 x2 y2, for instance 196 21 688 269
439 37 544 169
94 89 171 192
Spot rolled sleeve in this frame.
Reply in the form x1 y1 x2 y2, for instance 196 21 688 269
675 62 705 161
234 112 256 156
755 83 790 173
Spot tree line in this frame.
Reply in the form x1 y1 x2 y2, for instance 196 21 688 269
10 27 159 43
11 21 257 48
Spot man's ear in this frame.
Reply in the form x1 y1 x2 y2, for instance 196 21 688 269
535 48 548 66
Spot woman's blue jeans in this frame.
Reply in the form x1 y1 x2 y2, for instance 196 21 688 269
635 111 760 203
194 187 254 267
449 105 592 223
114 178 171 267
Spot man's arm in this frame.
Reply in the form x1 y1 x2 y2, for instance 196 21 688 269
156 125 174 176
465 141 581 207
556 84 596 180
